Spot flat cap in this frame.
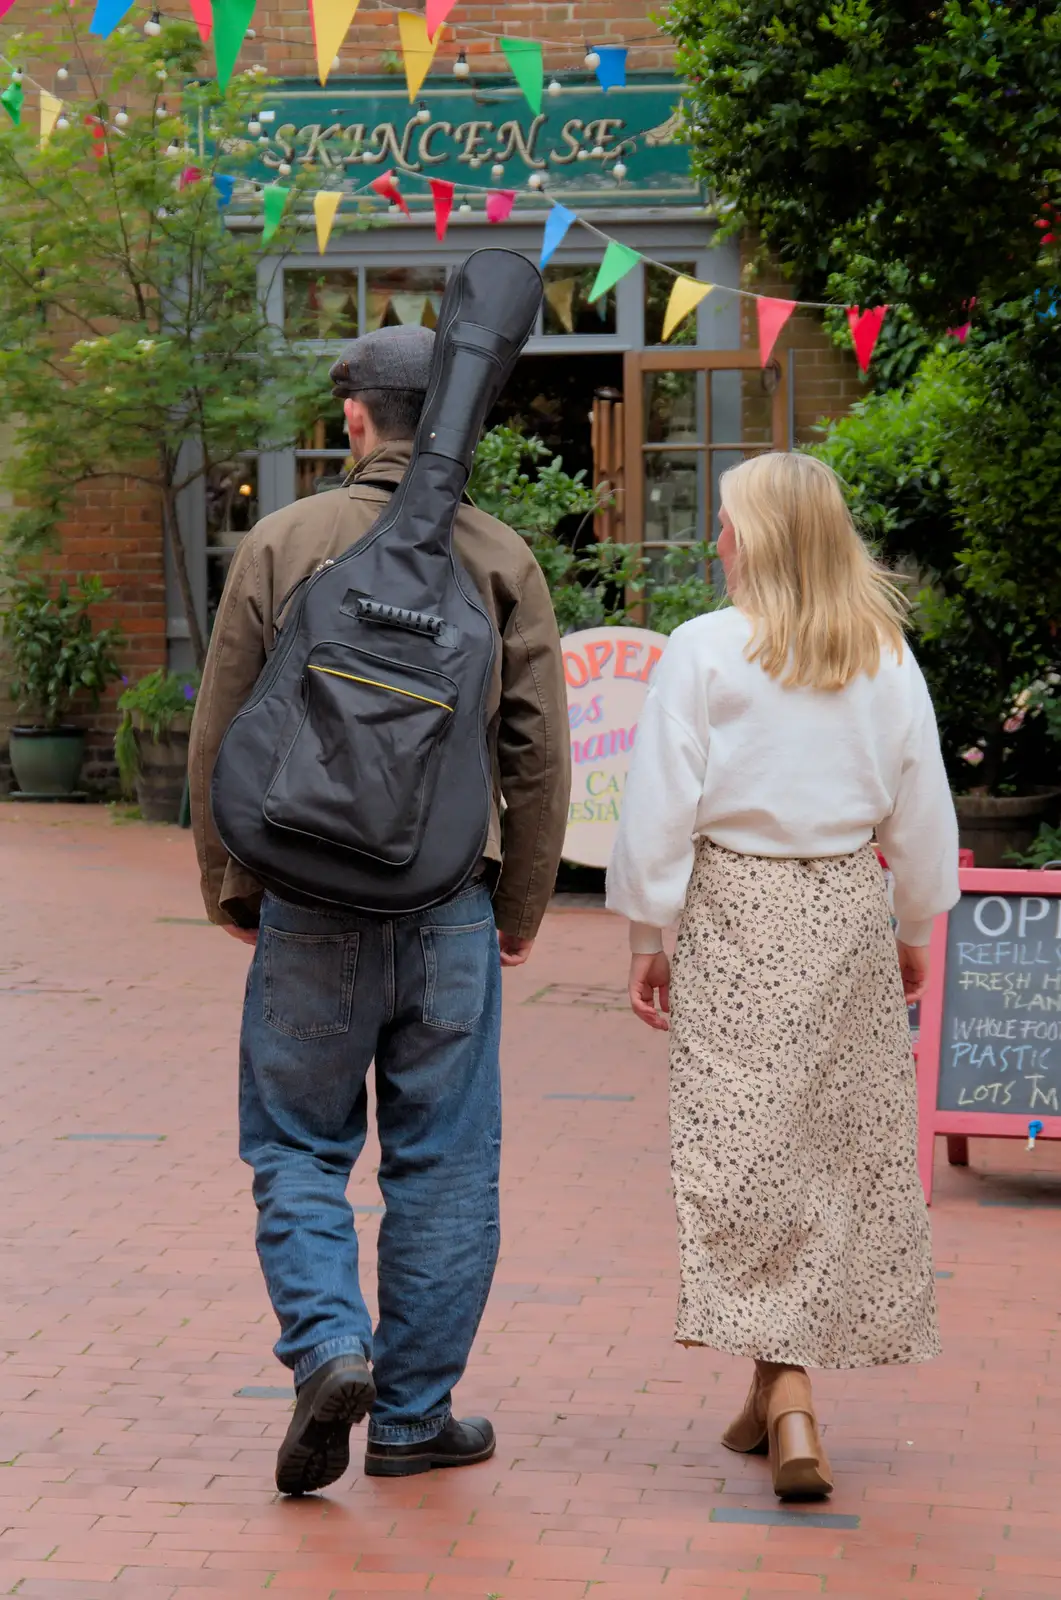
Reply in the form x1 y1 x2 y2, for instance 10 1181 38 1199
330 325 435 398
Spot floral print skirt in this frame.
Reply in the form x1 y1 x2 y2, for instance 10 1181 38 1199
669 840 940 1369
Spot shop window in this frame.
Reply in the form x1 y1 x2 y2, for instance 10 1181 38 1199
283 269 358 340
206 457 258 626
644 261 696 346
296 413 351 500
365 266 446 333
541 265 617 336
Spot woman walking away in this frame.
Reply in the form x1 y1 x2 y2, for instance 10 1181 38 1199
607 452 959 1501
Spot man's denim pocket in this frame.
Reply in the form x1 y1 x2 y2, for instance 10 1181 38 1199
420 918 494 1033
263 928 359 1040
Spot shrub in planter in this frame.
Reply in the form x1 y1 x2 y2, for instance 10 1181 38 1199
114 670 199 823
2 571 124 796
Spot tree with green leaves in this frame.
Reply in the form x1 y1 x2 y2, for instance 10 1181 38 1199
0 5 334 665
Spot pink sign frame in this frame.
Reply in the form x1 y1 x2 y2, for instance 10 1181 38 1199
916 867 1061 1204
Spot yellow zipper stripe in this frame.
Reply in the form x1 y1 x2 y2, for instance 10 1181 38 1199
308 663 453 713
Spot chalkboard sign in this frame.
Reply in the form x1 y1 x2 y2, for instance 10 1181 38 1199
916 868 1061 1202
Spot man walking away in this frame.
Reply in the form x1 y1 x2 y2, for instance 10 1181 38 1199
189 325 570 1493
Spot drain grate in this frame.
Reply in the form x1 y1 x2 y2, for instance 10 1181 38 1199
711 1507 859 1530
527 983 628 1011
63 1133 165 1142
235 1386 291 1399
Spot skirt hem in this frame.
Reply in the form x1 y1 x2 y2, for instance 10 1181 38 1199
674 1331 942 1370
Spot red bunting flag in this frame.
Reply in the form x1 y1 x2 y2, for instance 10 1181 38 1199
429 178 454 242
179 165 203 189
486 189 516 224
756 296 796 367
189 0 212 41
84 115 107 160
425 0 457 40
846 305 888 373
370 168 410 217
946 296 977 343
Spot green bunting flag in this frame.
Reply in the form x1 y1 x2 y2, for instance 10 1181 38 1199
1 79 24 126
500 38 543 115
214 0 258 93
589 240 641 302
261 183 289 245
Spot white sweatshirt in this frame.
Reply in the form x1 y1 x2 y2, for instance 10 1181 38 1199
606 608 960 953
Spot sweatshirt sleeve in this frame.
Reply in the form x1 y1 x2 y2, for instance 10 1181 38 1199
875 658 960 946
606 631 709 932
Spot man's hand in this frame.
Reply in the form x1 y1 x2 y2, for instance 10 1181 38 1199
896 939 930 1004
498 932 534 968
629 951 671 1031
222 924 259 948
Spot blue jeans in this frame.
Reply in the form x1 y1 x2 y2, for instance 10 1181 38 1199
238 882 501 1445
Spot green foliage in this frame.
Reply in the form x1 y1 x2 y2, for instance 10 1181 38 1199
667 0 1061 327
1008 823 1061 869
0 5 348 665
468 426 599 538
1 571 124 728
114 668 198 794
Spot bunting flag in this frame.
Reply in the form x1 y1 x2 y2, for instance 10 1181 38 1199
429 177 454 241
757 296 797 365
313 188 342 252
311 0 361 86
425 0 456 40
662 275 712 341
261 182 289 245
179 165 203 189
189 0 213 42
84 114 106 158
539 203 575 268
946 296 977 343
594 46 627 91
0 79 23 126
398 10 443 102
370 168 411 215
214 0 258 93
846 305 888 373
0 0 17 17
486 188 516 224
89 0 134 37
39 89 62 143
500 38 543 115
214 172 236 209
589 240 640 302
544 275 576 333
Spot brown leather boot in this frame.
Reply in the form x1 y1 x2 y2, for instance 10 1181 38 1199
765 1368 833 1500
721 1367 768 1455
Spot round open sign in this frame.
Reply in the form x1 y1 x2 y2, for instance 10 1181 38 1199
562 625 668 870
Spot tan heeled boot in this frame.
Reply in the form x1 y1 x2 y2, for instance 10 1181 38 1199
721 1369 769 1455
765 1368 833 1500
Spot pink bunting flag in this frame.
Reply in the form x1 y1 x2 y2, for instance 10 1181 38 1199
189 0 212 41
756 297 796 366
429 178 454 242
370 168 410 217
946 296 977 343
0 0 19 16
179 165 203 189
84 115 107 160
486 189 516 224
846 305 888 374
425 0 457 40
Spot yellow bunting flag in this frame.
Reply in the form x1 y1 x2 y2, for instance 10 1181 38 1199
398 9 443 101
662 275 712 342
311 0 361 86
544 276 576 334
39 89 63 143
313 190 342 254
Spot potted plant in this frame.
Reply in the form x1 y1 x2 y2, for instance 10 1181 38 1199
2 571 124 796
114 670 199 823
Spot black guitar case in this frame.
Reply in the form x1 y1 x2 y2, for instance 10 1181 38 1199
210 248 543 914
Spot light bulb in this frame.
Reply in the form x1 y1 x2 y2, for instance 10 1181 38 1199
247 117 261 135
156 66 168 80
56 113 70 131
244 26 255 38
278 161 292 176
458 201 472 214
258 135 270 146
591 143 604 158
470 155 483 168
115 107 129 127
165 140 180 156
527 172 544 189
453 51 469 77
57 65 69 81
144 9 162 37
576 148 589 161
584 48 600 70
156 206 168 219
415 102 430 123
547 79 562 97
11 68 23 84
332 55 341 73
155 102 167 119
612 160 627 181
491 163 504 180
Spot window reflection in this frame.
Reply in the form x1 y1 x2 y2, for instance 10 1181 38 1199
365 267 445 333
644 261 696 346
644 452 701 543
542 265 617 335
284 270 358 340
206 458 258 626
644 371 700 444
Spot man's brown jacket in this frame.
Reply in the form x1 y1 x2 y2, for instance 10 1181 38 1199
189 441 571 940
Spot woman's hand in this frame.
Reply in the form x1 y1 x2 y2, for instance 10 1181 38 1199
629 952 671 1031
896 940 930 1004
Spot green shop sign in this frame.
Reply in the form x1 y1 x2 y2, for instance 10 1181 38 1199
252 73 696 209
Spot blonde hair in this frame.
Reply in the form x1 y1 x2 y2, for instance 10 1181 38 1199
720 452 908 691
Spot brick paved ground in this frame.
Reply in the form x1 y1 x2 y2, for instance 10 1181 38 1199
1 804 1060 1600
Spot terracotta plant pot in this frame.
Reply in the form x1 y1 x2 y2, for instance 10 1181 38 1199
953 788 1061 868
8 726 86 796
132 713 190 824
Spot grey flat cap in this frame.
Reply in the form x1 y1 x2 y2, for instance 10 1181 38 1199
330 325 435 398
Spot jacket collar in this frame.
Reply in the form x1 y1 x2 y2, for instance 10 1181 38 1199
348 439 413 489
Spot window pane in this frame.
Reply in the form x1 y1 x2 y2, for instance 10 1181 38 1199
644 261 696 346
284 270 358 340
542 265 617 335
205 458 258 627
644 370 701 444
299 413 348 451
365 266 446 333
644 452 701 543
297 455 351 499
710 369 774 445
